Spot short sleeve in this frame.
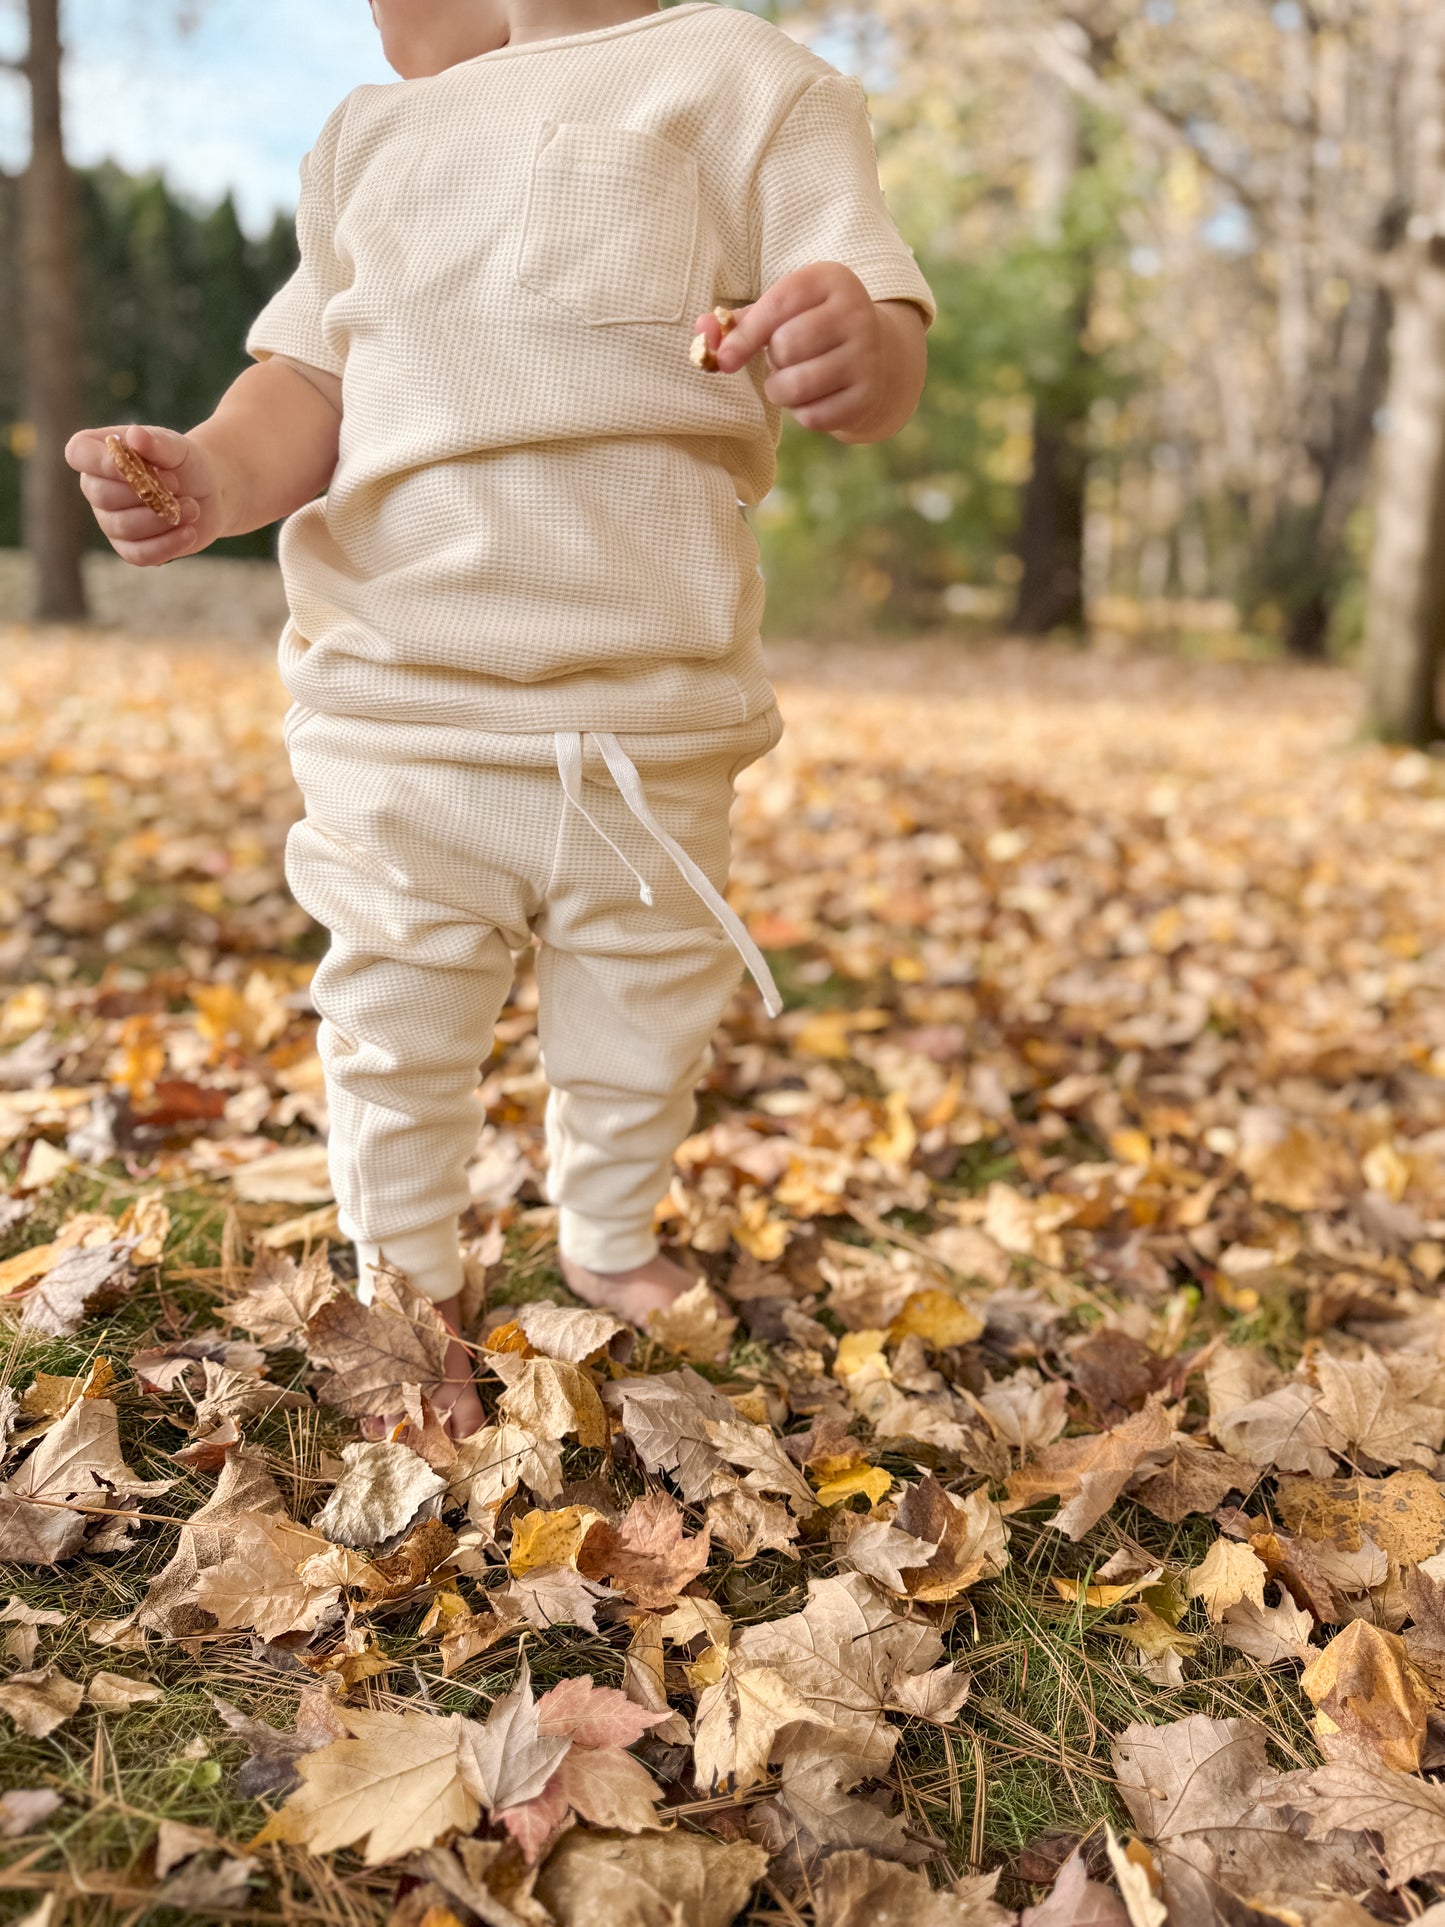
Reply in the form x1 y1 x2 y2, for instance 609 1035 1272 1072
750 72 937 330
245 100 351 378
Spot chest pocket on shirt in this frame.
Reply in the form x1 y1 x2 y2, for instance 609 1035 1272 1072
515 121 699 326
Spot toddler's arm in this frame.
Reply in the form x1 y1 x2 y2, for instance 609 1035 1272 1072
65 355 342 568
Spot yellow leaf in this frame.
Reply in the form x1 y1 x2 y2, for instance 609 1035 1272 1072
810 1455 893 1509
1187 1540 1269 1623
508 1505 607 1578
887 1288 984 1350
833 1330 890 1384
793 1007 891 1060
1300 1620 1433 1771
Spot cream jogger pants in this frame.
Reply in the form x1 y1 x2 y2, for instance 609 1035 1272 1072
282 703 783 1290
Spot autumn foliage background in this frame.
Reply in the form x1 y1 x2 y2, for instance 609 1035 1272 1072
7 2 1445 1925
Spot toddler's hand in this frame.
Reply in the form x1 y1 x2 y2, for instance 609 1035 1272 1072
65 422 221 567
699 262 893 442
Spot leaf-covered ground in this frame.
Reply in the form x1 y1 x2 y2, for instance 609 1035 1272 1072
5 625 1445 1925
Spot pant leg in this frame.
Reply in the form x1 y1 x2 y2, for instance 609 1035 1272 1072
284 714 552 1259
533 713 780 1271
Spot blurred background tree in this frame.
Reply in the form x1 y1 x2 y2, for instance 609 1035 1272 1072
5 0 1445 738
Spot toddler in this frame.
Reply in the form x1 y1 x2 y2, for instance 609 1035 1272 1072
68 0 936 1436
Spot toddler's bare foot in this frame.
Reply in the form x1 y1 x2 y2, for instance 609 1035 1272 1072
432 1297 486 1440
560 1251 713 1326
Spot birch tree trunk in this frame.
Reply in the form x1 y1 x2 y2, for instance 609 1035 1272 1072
1363 15 1445 745
17 0 89 622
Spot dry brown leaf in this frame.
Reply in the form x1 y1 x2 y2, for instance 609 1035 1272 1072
222 1246 338 1347
1312 1349 1445 1470
213 1688 348 1799
86 1669 164 1711
703 1485 800 1562
1186 1539 1269 1622
1020 1848 1130 1926
512 1301 628 1363
312 1441 446 1549
692 1660 824 1793
1112 1714 1374 1920
888 1475 1009 1601
1261 1751 1445 1886
305 1271 450 1417
492 1354 609 1450
1300 1619 1434 1770
0 1664 83 1737
17 1239 136 1337
0 1789 62 1837
811 1850 1011 1926
194 1511 341 1640
139 1447 287 1638
577 1491 711 1609
231 1143 334 1203
0 1396 173 1566
1002 1399 1173 1539
532 1829 768 1927
1275 1467 1445 1567
1219 1595 1314 1666
1127 1440 1257 1523
252 1704 476 1866
644 1280 737 1364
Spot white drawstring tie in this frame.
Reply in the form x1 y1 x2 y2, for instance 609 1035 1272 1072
553 729 783 1019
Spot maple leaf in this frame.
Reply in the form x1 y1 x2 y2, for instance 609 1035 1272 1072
139 1446 287 1638
1300 1620 1434 1770
889 1475 1009 1600
1112 1714 1374 1920
304 1270 450 1416
252 1704 477 1866
456 1653 572 1816
1276 1468 1445 1567
18 1238 136 1336
1262 1751 1445 1885
645 1279 738 1363
221 1245 338 1347
1186 1539 1269 1622
693 1660 825 1793
504 1564 619 1632
312 1440 446 1549
533 1829 769 1927
1002 1399 1174 1539
449 1420 553 1525
704 1485 800 1562
194 1511 341 1641
975 1367 1070 1457
1204 1347 1344 1476
1311 1349 1445 1470
1127 1439 1257 1523
1218 1595 1314 1666
833 1513 940 1592
577 1491 712 1609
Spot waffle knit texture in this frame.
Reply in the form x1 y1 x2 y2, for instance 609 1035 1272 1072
284 704 782 1272
244 0 937 733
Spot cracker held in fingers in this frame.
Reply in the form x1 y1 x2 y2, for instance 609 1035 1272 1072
689 305 739 372
104 432 182 527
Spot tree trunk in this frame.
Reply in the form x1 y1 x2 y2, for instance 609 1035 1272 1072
1363 24 1445 744
1012 70 1090 638
19 0 89 622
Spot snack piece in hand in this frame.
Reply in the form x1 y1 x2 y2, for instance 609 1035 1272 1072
689 305 739 373
104 432 182 527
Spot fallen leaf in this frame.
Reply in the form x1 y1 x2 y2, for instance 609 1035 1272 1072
492 1354 609 1450
222 1245 338 1347
213 1688 348 1798
231 1143 334 1203
1020 1848 1130 1926
1300 1619 1434 1770
0 1664 83 1737
509 1504 608 1579
693 1660 825 1793
305 1270 451 1417
888 1475 1009 1601
195 1511 341 1640
577 1492 712 1609
1186 1539 1269 1622
1312 1349 1445 1471
811 1849 1011 1925
1003 1399 1174 1539
645 1280 738 1364
252 1703 476 1866
1276 1467 1445 1567
312 1441 446 1549
533 1829 768 1927
1261 1751 1445 1885
887 1288 985 1351
0 1396 173 1566
512 1301 628 1363
17 1240 135 1336
1219 1595 1314 1666
87 1670 164 1711
456 1655 572 1820
1127 1440 1256 1523
139 1446 287 1638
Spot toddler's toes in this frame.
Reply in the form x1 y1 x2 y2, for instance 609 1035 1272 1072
560 1251 727 1328
440 1378 487 1440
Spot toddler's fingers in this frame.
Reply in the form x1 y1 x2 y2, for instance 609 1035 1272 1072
111 421 190 475
107 520 199 568
98 499 199 543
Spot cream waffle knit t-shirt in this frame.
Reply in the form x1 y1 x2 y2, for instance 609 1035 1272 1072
244 0 938 735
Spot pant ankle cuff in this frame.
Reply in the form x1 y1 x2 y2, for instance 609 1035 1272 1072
557 1210 659 1274
354 1212 463 1305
